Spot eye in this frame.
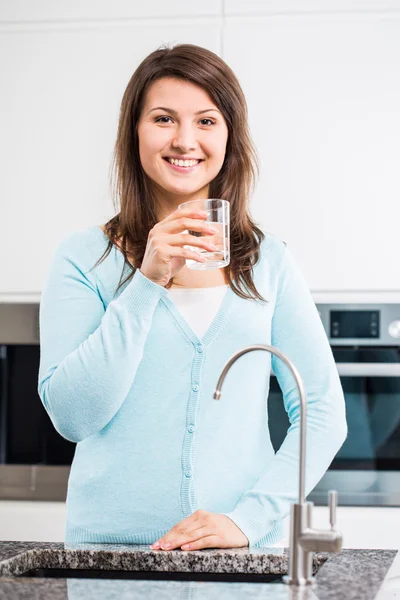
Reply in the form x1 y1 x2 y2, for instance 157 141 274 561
155 116 173 124
154 116 216 126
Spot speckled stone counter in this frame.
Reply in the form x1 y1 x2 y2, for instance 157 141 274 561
0 541 397 600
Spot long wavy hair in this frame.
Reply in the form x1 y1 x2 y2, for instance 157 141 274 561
89 43 267 303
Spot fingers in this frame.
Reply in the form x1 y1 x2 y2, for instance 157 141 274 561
157 209 210 235
150 510 250 552
154 530 219 552
181 535 220 551
151 511 249 552
153 524 207 551
152 510 213 550
162 216 213 236
162 208 208 224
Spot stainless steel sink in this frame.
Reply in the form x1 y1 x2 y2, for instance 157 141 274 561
18 567 284 582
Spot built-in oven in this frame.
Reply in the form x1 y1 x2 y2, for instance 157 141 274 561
0 304 74 500
1 302 400 506
269 303 400 506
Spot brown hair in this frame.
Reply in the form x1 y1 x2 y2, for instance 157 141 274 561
90 43 267 303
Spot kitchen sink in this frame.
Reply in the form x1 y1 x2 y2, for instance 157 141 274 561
18 567 284 582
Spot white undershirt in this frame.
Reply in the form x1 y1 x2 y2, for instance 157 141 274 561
166 285 229 339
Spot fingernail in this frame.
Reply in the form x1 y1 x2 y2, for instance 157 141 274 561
162 543 171 549
151 542 160 549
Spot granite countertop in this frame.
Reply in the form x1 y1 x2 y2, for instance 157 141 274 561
0 541 397 600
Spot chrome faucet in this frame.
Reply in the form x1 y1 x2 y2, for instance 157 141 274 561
213 344 343 586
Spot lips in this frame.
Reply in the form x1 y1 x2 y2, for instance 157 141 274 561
162 157 204 164
162 157 204 173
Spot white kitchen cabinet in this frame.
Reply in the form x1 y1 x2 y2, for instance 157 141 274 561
226 0 400 14
1 501 399 548
0 10 221 296
281 507 400 549
0 501 66 542
1 0 219 21
224 12 400 290
1 2 400 297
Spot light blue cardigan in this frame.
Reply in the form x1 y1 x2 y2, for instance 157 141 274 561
38 226 347 547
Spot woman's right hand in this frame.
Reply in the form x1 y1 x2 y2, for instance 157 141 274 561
140 207 218 287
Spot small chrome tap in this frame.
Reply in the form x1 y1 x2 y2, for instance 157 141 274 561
213 344 343 586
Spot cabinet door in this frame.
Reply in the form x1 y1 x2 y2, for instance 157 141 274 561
281 507 400 549
224 12 400 290
0 4 221 295
1 502 398 547
0 501 66 542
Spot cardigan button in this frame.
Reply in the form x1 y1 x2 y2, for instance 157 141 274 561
196 344 203 353
192 384 199 392
185 470 192 478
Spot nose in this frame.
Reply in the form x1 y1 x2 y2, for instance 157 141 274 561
171 123 198 153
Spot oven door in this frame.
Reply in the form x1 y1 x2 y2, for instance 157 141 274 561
0 344 74 500
268 347 400 506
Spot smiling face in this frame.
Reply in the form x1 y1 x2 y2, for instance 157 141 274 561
137 77 229 218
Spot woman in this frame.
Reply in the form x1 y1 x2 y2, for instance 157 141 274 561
38 44 347 549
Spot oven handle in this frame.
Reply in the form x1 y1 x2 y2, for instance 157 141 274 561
270 363 400 378
336 363 400 377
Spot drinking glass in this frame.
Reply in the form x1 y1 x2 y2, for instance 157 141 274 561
177 198 230 270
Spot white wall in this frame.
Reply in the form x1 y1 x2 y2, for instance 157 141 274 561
1 0 399 296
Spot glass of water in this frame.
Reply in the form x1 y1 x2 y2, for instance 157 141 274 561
177 198 230 270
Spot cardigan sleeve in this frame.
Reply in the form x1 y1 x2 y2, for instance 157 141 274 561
221 242 348 547
38 232 167 443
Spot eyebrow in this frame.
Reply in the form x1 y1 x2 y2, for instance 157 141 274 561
147 107 221 116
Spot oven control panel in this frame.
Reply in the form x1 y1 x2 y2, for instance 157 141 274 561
330 310 379 339
316 304 400 346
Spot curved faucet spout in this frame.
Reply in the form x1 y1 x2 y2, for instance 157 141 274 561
213 344 307 505
214 344 343 586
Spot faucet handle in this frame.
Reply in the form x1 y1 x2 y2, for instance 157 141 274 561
329 490 338 529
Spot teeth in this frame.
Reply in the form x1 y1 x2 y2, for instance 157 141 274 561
166 158 200 167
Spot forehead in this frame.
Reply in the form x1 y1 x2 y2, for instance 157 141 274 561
143 77 217 110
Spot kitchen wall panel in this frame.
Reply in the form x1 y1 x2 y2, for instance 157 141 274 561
1 2 399 296
226 0 400 15
0 19 221 294
223 12 400 289
1 501 399 548
1 0 221 22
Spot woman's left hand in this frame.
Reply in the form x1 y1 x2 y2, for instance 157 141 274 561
150 509 249 551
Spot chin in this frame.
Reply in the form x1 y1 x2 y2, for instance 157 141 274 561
163 182 208 196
